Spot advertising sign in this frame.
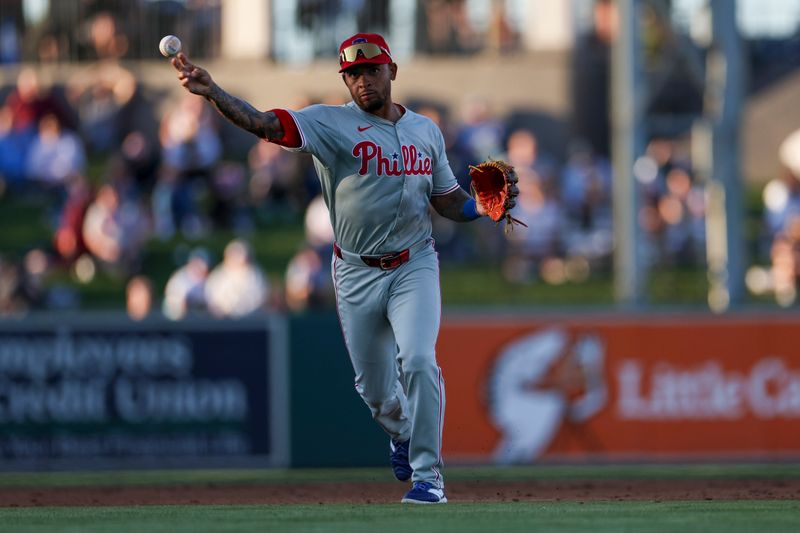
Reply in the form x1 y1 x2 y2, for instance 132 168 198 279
0 315 288 468
438 314 800 463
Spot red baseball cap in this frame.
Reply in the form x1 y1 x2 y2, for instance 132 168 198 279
338 33 392 73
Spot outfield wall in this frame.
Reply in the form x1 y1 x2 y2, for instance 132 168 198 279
1 311 799 469
438 312 800 464
0 314 290 469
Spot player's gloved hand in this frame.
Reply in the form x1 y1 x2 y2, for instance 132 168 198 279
469 159 527 232
505 169 519 210
172 53 214 97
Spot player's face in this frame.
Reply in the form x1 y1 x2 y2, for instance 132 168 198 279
342 63 397 114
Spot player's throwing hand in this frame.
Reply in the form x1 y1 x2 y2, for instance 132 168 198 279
171 53 214 96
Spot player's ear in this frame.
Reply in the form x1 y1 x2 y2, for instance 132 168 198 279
389 63 397 81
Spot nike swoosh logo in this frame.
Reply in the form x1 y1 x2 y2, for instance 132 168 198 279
357 125 373 132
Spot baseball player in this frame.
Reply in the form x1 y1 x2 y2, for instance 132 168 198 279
171 33 518 504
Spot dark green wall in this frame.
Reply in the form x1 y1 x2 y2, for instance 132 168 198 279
289 311 387 467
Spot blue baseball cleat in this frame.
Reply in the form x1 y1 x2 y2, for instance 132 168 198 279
390 439 412 481
401 481 448 504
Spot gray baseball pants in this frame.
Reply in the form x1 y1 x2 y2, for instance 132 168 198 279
332 241 445 487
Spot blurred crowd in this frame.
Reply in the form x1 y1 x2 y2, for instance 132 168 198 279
0 4 798 318
755 127 800 306
0 57 308 317
0 48 712 319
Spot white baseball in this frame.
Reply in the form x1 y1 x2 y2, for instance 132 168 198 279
159 35 182 57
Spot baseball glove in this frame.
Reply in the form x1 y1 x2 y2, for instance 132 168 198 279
469 159 527 231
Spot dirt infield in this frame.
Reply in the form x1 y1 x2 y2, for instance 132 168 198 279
2 478 800 507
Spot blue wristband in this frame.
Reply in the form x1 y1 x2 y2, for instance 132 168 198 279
462 198 481 221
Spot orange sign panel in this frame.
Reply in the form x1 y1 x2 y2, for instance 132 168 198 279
437 314 800 463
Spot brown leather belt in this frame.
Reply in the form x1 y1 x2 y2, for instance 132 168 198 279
334 242 413 270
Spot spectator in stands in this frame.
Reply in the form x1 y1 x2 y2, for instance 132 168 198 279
66 59 137 153
151 171 181 239
162 247 211 320
0 251 47 316
636 137 701 266
0 103 34 189
420 0 479 55
25 113 86 190
22 248 48 309
285 195 334 311
116 129 162 195
4 67 70 132
0 16 21 64
160 93 222 177
205 239 269 318
54 174 92 266
762 172 800 254
285 247 328 312
764 128 800 306
1 67 69 187
561 140 611 227
770 230 796 306
126 275 153 321
66 12 136 153
82 183 149 274
36 34 61 63
656 166 706 266
570 0 617 159
450 96 510 262
303 194 334 249
247 138 302 217
764 128 800 242
154 93 222 237
209 161 249 230
455 95 505 185
781 128 800 179
86 10 129 60
560 140 613 266
0 257 26 316
505 128 558 185
503 161 565 284
494 129 561 282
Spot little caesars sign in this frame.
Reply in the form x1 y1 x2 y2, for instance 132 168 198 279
617 358 800 420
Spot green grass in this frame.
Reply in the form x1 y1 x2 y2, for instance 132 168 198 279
1 501 799 533
1 466 799 532
440 264 615 305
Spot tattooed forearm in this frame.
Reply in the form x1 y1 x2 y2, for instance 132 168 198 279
206 84 283 140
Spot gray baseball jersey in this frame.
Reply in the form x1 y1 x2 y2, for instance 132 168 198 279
284 101 459 255
278 101 455 488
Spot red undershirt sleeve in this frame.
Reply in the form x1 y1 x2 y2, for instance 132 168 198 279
267 108 302 148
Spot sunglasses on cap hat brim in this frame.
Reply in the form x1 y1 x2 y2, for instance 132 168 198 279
339 42 391 67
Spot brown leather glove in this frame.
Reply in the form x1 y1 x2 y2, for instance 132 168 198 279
469 159 526 231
